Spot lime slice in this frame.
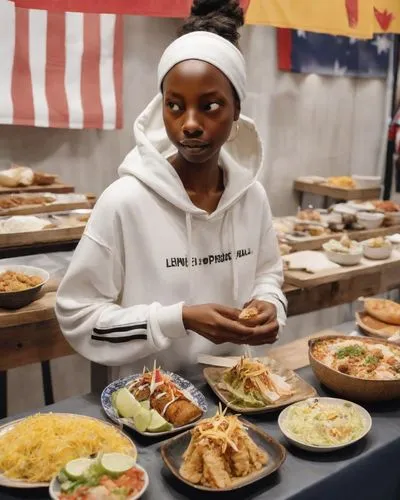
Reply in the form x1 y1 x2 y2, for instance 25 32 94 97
133 408 152 432
64 458 92 480
147 409 173 433
140 400 151 410
100 453 136 476
115 388 142 418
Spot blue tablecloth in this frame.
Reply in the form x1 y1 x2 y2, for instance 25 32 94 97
0 366 399 500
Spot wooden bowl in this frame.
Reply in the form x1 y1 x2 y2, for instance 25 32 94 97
308 335 400 402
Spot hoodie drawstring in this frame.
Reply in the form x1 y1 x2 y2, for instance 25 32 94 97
185 212 193 302
230 207 239 303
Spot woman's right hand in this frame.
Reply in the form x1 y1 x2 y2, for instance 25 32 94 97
182 303 255 345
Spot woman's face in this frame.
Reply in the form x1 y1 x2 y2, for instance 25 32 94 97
162 60 240 165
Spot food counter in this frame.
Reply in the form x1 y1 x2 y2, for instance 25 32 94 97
0 361 399 500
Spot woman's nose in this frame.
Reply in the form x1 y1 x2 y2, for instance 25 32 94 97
182 109 203 137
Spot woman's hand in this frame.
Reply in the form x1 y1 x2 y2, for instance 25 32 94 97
182 302 279 346
183 303 253 345
238 299 279 345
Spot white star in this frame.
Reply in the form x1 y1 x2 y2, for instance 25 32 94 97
349 38 358 45
297 30 307 38
333 60 347 76
372 36 392 55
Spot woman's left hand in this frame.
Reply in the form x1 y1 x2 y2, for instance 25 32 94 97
238 299 279 345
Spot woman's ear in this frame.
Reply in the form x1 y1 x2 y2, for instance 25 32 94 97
234 99 241 121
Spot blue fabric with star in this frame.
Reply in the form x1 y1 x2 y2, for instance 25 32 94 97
289 31 391 78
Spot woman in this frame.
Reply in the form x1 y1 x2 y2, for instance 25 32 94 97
56 0 287 375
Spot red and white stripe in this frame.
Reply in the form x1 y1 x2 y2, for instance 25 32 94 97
0 1 123 129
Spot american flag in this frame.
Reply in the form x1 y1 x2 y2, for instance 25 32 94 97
278 29 392 78
0 1 123 129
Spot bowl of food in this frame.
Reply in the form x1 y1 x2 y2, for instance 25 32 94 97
356 211 384 229
278 397 371 452
362 237 392 260
309 335 400 402
323 235 363 266
352 175 381 189
0 265 49 309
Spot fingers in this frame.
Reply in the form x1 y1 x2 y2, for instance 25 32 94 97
244 320 280 345
213 304 242 321
239 302 277 327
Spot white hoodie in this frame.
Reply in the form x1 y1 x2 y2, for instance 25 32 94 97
56 94 287 376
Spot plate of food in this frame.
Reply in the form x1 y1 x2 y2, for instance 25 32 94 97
323 235 363 266
0 413 136 488
0 265 49 309
101 363 207 437
203 355 317 414
278 397 371 452
161 407 286 491
309 335 400 401
49 452 148 500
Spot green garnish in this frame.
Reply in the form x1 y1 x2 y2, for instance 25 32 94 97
336 345 366 359
364 355 379 365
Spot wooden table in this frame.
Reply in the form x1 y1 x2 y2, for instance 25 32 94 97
294 179 381 207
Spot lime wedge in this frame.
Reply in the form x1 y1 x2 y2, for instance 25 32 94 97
140 400 151 410
64 458 92 480
147 409 173 433
133 408 152 432
100 453 136 476
115 388 142 418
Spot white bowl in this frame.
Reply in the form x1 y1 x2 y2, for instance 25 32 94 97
362 240 392 260
332 204 357 216
357 211 384 229
322 243 363 266
278 397 372 453
352 175 381 189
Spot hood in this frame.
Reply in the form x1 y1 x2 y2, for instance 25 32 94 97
118 93 264 218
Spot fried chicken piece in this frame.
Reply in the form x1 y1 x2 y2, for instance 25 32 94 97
242 434 269 470
239 307 258 320
201 445 232 489
180 445 203 484
231 437 251 476
150 391 202 426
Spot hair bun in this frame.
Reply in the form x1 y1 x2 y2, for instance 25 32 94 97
179 0 244 46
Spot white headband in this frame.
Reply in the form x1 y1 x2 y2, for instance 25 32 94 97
157 31 246 101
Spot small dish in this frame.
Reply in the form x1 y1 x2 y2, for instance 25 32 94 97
161 419 286 492
352 175 381 189
278 397 371 453
49 462 149 500
203 357 317 414
356 311 399 339
101 371 207 437
0 265 49 309
323 247 363 266
357 211 384 229
362 239 392 260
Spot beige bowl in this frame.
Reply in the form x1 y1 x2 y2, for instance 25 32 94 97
309 335 400 402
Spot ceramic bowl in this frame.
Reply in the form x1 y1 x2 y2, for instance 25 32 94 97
0 265 49 309
356 211 384 229
352 175 381 189
362 240 392 260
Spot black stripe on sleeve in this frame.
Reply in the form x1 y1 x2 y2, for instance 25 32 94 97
93 323 147 335
91 334 147 343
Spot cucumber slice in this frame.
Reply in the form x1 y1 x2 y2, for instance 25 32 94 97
115 388 142 418
140 400 151 410
133 408 152 432
100 453 136 476
147 410 173 433
64 458 92 480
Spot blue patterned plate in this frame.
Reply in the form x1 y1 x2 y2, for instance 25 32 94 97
101 371 207 437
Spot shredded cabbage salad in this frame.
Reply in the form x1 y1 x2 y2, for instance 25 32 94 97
283 400 365 447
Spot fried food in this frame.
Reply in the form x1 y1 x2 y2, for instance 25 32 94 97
33 171 58 186
0 271 43 292
326 176 356 189
363 298 400 326
180 409 268 489
372 200 400 212
297 209 321 222
0 194 55 210
127 367 202 427
239 307 258 320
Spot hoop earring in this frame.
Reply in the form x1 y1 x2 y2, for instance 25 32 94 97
227 121 239 142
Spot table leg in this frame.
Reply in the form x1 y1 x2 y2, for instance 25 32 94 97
0 371 7 419
41 361 54 406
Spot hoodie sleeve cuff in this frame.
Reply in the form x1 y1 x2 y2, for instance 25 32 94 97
156 302 187 339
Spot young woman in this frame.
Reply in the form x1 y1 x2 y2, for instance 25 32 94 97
56 0 287 376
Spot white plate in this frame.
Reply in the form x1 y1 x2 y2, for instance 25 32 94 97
0 414 136 488
49 462 149 500
278 397 372 453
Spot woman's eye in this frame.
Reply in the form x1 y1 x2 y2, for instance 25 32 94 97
167 102 181 112
205 102 220 111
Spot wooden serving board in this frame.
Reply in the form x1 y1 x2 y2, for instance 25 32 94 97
0 281 59 328
0 200 92 217
0 183 75 195
287 224 400 252
0 224 85 249
293 179 381 201
284 249 400 288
